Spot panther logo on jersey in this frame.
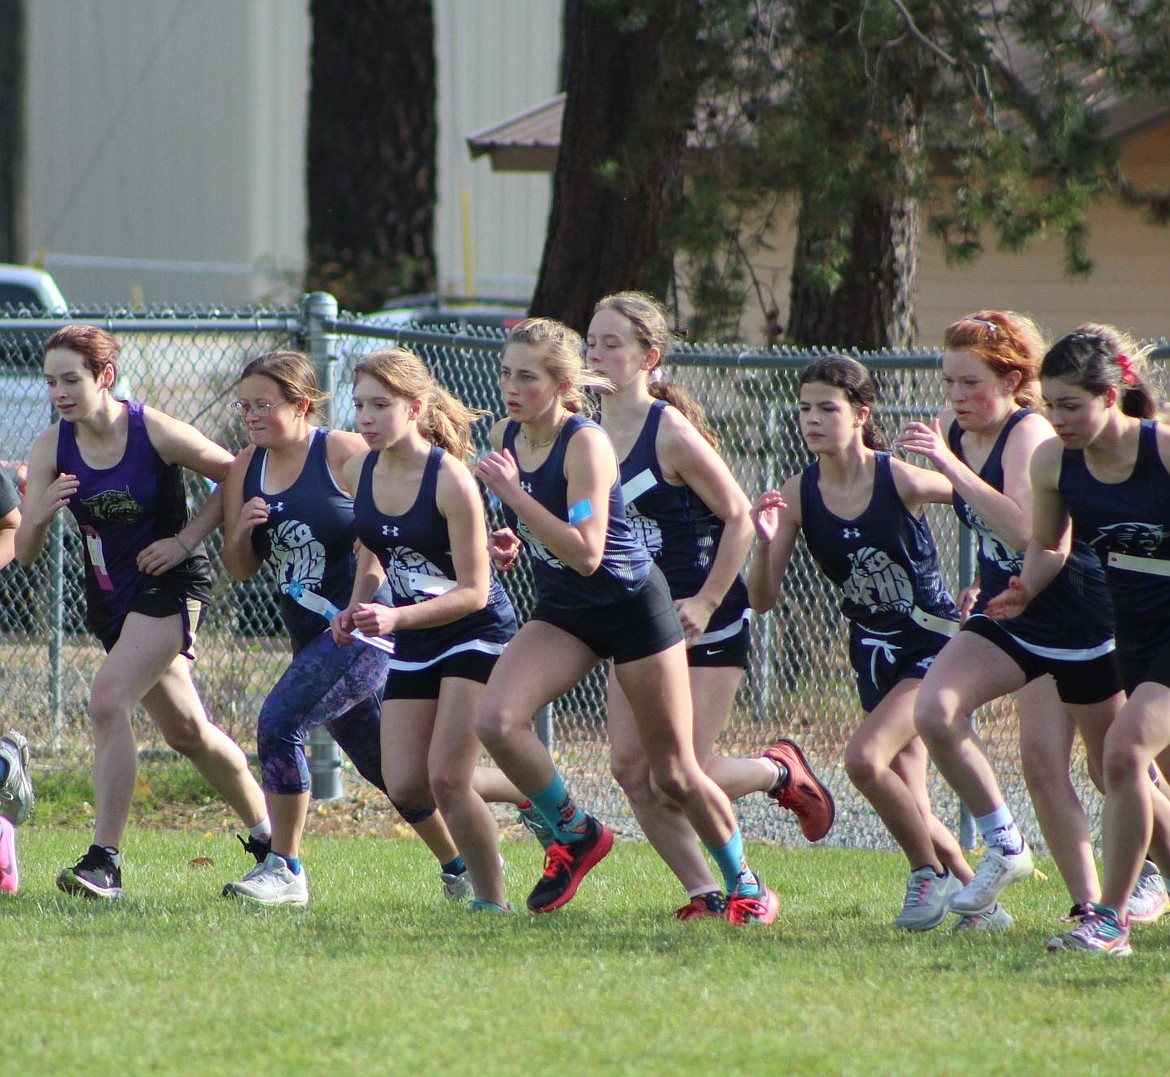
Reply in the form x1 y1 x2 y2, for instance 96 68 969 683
381 546 451 603
1092 521 1164 555
626 506 663 558
271 519 326 595
81 486 142 523
517 520 566 571
962 506 1023 573
842 546 914 614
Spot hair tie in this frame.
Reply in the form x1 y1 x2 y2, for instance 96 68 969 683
648 365 665 385
1117 354 1138 386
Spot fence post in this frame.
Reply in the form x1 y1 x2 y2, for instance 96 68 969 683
300 291 345 800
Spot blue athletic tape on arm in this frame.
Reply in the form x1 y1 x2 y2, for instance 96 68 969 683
568 499 593 526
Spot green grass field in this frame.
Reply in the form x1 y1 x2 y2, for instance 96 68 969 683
3 827 1166 1075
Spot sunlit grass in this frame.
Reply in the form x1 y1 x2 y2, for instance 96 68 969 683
3 828 1166 1075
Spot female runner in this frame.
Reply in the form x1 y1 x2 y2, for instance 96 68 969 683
898 311 1123 923
219 350 472 905
15 325 268 898
334 348 517 912
587 292 834 920
986 326 1170 955
474 317 777 922
749 355 987 930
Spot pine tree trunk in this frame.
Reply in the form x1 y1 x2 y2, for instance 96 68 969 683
788 191 919 349
530 3 698 333
306 0 436 313
0 0 26 263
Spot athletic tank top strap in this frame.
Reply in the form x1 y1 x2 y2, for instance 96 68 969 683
56 401 210 641
947 410 1114 655
799 453 959 636
501 414 651 609
618 399 748 632
352 442 516 662
1059 418 1170 619
243 427 363 649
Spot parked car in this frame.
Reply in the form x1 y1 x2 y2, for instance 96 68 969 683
331 295 528 434
358 294 528 335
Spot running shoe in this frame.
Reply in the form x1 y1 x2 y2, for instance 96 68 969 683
949 843 1034 915
442 870 473 901
517 803 557 850
1061 902 1094 923
1126 860 1169 924
0 731 34 825
1046 905 1131 956
893 866 963 931
762 738 835 842
222 852 310 907
57 844 123 900
0 818 18 894
469 898 515 914
726 880 780 925
952 902 1013 932
526 815 614 913
675 891 727 921
236 833 272 865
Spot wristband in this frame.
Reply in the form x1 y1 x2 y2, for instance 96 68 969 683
174 534 194 556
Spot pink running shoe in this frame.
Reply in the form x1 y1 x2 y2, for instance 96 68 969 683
526 816 614 913
0 817 19 894
726 883 780 925
763 738 836 842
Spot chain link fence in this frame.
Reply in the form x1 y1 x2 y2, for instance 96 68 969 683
2 297 1166 853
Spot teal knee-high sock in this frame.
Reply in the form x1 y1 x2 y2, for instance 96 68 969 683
530 775 589 844
707 829 758 896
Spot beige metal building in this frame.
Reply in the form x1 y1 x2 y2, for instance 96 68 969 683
18 0 557 309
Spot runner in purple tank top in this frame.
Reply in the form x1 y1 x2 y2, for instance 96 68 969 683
15 325 267 900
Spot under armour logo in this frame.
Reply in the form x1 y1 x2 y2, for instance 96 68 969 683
382 525 400 537
521 481 533 494
843 528 861 539
268 500 284 514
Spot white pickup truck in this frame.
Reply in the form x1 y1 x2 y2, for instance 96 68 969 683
0 263 67 485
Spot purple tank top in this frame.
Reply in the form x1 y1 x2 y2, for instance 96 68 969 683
56 401 210 639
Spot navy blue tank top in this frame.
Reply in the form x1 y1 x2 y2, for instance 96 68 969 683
948 410 1114 657
244 427 375 650
501 414 651 610
1059 419 1170 620
57 400 211 639
619 400 749 638
353 445 515 663
799 453 959 637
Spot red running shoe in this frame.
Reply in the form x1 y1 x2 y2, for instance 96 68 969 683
675 892 727 920
727 884 780 925
763 738 835 842
526 816 614 913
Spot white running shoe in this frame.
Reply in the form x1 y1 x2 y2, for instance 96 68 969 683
893 867 963 931
1126 860 1169 924
0 732 34 825
952 902 1013 932
222 852 310 907
441 871 473 901
949 844 1034 915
